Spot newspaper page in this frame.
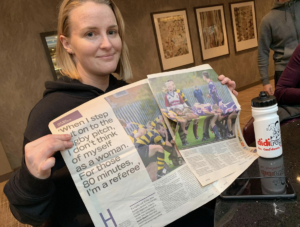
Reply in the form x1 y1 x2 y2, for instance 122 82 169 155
48 78 257 227
147 64 258 186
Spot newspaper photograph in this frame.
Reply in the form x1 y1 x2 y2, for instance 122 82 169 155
147 64 247 185
148 64 240 150
104 80 185 182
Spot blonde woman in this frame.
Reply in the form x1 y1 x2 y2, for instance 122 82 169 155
4 0 237 226
4 1 130 226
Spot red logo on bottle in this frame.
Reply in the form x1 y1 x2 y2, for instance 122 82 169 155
257 138 271 146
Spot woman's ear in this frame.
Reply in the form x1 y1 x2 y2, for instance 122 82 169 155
60 35 73 54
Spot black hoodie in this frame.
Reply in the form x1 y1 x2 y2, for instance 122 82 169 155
4 75 127 227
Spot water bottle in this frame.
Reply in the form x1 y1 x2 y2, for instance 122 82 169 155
251 91 282 158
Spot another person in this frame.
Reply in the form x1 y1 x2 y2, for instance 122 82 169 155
167 79 192 107
4 0 238 226
193 103 223 141
166 79 200 142
149 115 167 129
214 102 238 138
258 0 300 95
194 85 205 104
164 81 191 145
133 125 171 180
275 44 300 105
119 119 147 143
164 81 187 110
166 80 200 142
202 71 222 106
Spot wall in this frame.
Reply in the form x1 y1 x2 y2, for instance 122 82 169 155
0 0 61 169
114 0 275 86
0 140 12 177
0 0 275 169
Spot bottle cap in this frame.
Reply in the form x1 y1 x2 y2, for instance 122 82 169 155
251 91 277 107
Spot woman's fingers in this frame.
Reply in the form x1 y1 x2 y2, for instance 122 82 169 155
40 157 56 172
40 140 73 159
25 134 73 179
232 90 238 96
218 74 238 97
218 74 225 81
26 134 72 149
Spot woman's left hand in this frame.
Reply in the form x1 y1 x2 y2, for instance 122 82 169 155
218 75 238 97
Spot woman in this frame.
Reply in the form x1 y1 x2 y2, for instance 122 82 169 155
4 0 238 226
275 44 300 105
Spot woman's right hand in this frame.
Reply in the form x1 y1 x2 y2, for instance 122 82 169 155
25 134 73 179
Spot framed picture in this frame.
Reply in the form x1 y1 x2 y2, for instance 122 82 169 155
195 5 229 60
151 9 194 71
230 1 258 52
40 31 62 80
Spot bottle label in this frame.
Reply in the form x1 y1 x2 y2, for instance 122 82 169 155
254 119 282 157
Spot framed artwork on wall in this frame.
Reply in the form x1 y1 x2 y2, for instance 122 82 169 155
151 9 194 71
229 1 258 52
40 31 62 80
194 4 229 60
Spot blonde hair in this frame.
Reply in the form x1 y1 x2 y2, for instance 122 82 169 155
56 0 132 81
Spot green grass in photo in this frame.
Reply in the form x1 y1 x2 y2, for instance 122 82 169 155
175 116 216 150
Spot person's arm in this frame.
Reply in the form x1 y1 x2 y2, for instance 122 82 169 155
203 109 216 115
4 135 72 226
180 90 191 107
257 18 273 94
179 94 185 104
184 100 191 107
275 44 300 105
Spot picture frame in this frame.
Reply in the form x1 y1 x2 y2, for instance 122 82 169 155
194 4 229 60
40 31 62 80
229 1 258 52
151 9 194 71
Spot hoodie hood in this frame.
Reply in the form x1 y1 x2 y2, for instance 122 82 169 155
273 0 286 9
272 0 298 9
43 75 128 98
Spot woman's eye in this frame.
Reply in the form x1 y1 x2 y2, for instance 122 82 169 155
86 32 94 37
108 30 117 35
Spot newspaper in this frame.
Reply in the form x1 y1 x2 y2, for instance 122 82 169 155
49 64 258 227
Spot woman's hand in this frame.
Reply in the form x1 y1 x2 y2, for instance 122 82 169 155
218 75 238 97
25 134 73 179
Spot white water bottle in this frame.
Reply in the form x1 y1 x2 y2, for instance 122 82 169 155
251 91 282 158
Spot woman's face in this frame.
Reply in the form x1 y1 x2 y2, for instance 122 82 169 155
64 2 122 79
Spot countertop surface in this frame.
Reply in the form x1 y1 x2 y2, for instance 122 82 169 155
214 119 300 227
